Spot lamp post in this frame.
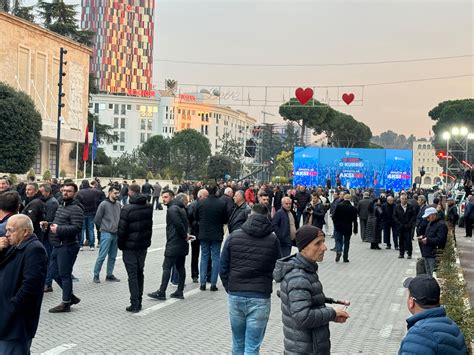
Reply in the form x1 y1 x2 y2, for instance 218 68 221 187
419 165 425 189
442 132 451 189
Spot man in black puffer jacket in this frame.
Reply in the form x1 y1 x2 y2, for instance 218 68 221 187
22 183 45 242
220 204 281 355
273 225 350 355
148 191 189 301
117 184 153 313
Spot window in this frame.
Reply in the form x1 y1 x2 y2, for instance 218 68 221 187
120 132 125 143
114 104 119 114
34 145 41 174
89 102 93 109
94 103 99 114
147 119 152 130
113 145 118 151
140 119 146 130
49 144 57 173
147 133 152 140
127 104 132 110
166 106 168 112
113 117 119 129
178 109 181 114
121 104 126 115
109 103 113 109
121 117 126 129
120 146 125 152
140 132 145 143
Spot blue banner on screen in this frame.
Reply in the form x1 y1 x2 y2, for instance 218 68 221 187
293 147 412 191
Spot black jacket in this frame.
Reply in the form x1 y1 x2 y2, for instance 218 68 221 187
415 204 429 236
381 202 395 224
447 205 459 225
220 195 235 219
220 213 281 296
187 200 200 237
393 203 416 231
274 190 284 211
141 182 153 195
0 235 47 341
228 202 251 233
49 199 84 246
306 201 326 228
295 190 311 211
195 196 228 241
272 208 292 248
42 194 59 223
333 200 358 234
117 194 153 251
76 187 104 215
164 199 189 257
22 194 45 241
420 218 448 258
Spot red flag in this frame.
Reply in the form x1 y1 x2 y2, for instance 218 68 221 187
83 128 89 162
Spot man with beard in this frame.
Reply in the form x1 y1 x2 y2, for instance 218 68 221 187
228 190 251 234
93 186 122 283
48 183 84 313
148 191 190 300
21 183 45 242
118 184 153 313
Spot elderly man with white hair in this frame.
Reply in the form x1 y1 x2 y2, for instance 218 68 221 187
221 187 235 218
0 214 48 354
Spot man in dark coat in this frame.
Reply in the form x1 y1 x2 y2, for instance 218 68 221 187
76 180 104 250
195 184 228 291
0 215 47 354
357 192 371 242
141 179 154 203
273 225 349 355
187 189 208 283
295 185 311 227
48 182 84 313
332 194 358 262
272 197 296 257
220 204 281 354
393 193 417 259
228 190 251 234
149 191 190 301
22 182 45 242
382 196 398 250
273 186 283 213
220 187 235 219
117 184 153 312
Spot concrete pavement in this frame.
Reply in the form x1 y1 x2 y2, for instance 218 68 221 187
31 211 420 354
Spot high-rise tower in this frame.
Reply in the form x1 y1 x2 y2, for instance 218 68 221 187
81 0 154 95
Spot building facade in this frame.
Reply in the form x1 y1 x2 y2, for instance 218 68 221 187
81 0 154 94
0 12 91 176
90 92 257 158
412 139 443 187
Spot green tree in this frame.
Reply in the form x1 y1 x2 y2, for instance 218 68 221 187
274 150 293 179
281 122 301 152
43 169 52 181
219 131 243 161
0 82 42 173
170 129 211 179
37 0 94 46
371 130 417 149
140 135 171 173
207 155 236 182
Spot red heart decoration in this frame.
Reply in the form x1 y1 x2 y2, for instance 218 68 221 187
342 93 355 105
295 88 313 105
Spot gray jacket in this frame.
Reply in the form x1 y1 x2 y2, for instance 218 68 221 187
273 253 336 355
95 199 121 234
357 197 371 220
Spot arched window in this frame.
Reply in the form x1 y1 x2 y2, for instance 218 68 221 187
423 177 432 185
423 144 427 149
418 144 422 149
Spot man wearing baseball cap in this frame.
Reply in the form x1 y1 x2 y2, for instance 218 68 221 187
399 275 466 354
416 207 448 276
273 225 350 354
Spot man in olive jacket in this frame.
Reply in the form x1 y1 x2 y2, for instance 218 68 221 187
273 225 349 355
0 215 47 354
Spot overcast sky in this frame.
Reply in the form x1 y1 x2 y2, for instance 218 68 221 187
31 0 473 138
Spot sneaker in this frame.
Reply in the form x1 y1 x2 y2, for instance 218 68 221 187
93 276 100 283
170 291 184 299
126 305 140 313
105 275 120 282
343 259 349 263
148 291 166 300
44 286 53 293
199 284 206 291
49 302 71 313
71 294 81 305
79 247 84 251
210 285 218 292
90 246 95 251
398 255 404 259
335 252 341 262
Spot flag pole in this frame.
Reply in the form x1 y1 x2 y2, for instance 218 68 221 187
91 120 95 179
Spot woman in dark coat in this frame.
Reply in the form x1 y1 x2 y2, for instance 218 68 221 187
366 198 383 249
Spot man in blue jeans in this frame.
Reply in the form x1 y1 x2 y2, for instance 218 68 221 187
220 204 281 355
332 194 358 262
77 180 104 251
93 186 121 283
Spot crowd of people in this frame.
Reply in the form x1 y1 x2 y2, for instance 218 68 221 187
0 175 468 354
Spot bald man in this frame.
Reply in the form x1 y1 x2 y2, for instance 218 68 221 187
0 215 48 354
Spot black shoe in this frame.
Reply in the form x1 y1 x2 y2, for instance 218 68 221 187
407 255 412 259
44 286 53 293
106 275 121 282
71 294 81 305
170 291 184 299
192 277 199 283
343 259 349 263
395 246 399 250
335 252 341 262
375 246 382 250
148 291 166 300
126 305 140 313
199 284 206 291
386 246 391 250
398 255 404 259
49 302 71 313
210 285 218 292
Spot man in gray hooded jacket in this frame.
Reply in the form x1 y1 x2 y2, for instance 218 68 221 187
273 225 349 354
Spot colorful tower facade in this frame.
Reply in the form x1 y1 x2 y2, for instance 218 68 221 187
81 0 154 95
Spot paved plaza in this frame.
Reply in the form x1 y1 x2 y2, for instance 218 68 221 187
32 210 422 355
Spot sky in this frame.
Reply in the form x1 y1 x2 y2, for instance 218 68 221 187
28 0 473 139
152 0 473 138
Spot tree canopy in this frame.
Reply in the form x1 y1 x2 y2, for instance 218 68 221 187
207 155 234 182
140 135 171 173
371 130 416 149
170 129 211 179
0 82 42 173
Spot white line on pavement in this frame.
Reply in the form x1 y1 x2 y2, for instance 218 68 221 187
389 303 401 313
116 247 164 260
41 343 77 355
379 324 393 338
134 287 202 317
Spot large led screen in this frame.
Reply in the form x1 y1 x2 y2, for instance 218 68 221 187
293 147 412 190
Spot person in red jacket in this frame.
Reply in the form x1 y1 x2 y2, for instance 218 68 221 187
245 184 255 207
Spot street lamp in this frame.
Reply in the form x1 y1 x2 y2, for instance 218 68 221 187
419 165 425 189
442 132 451 189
